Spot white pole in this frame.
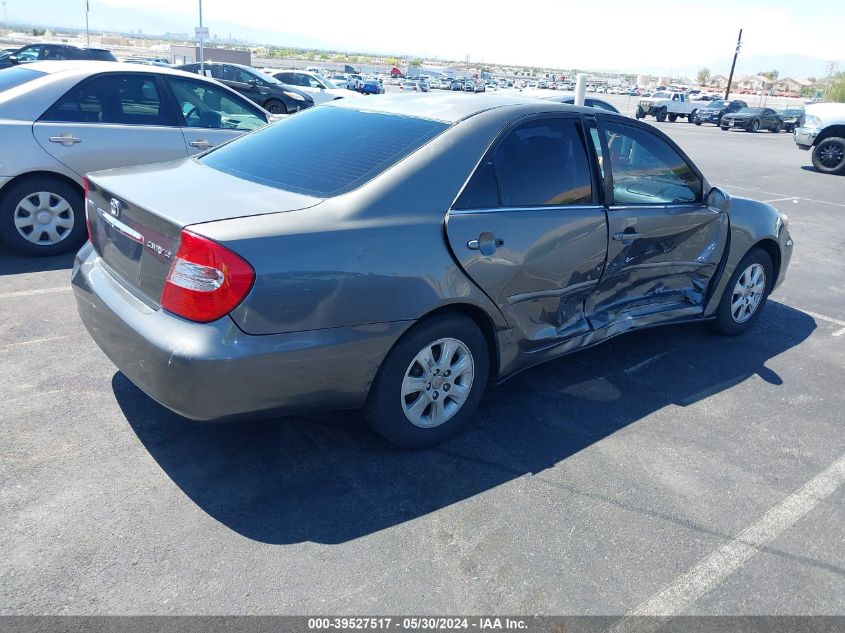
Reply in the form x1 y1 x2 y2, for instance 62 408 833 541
85 0 89 47
198 0 204 74
574 73 587 106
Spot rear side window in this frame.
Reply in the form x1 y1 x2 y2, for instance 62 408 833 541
88 49 117 62
494 118 593 207
42 74 170 125
0 67 46 92
201 106 448 197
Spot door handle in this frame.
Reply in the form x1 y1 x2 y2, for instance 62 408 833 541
48 134 82 146
189 139 213 149
612 231 641 242
467 232 504 255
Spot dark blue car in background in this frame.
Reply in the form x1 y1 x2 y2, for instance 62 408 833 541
361 79 384 95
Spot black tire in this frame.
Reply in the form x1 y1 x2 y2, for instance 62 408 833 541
263 99 287 115
0 176 85 257
363 313 489 448
694 120 702 126
811 137 845 174
749 119 760 133
668 113 678 122
771 122 782 133
635 107 645 119
656 108 667 122
688 111 696 123
721 125 729 131
713 247 773 336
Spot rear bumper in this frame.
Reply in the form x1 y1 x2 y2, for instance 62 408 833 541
72 242 409 421
793 126 818 149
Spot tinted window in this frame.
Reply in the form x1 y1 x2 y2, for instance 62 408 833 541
167 77 266 131
88 49 117 61
454 160 499 210
201 107 448 197
588 99 618 113
494 118 593 207
15 45 42 62
0 67 46 92
42 74 170 125
601 122 701 205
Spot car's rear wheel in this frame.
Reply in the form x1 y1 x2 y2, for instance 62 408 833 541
694 120 702 126
713 248 773 336
363 313 489 448
771 122 782 133
264 99 287 114
0 176 85 256
811 137 845 174
688 112 696 123
668 113 678 122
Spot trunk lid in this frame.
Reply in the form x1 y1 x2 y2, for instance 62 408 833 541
86 158 321 307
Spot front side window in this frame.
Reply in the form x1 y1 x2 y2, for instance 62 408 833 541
600 121 701 205
15 45 41 62
167 77 266 131
494 118 593 207
42 74 169 126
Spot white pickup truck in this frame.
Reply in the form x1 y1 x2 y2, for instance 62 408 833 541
794 103 845 175
636 91 698 123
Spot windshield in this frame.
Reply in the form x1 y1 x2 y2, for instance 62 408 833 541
737 108 763 115
782 109 803 115
651 92 670 98
242 66 282 85
0 67 46 92
708 100 726 109
201 106 449 197
312 74 333 88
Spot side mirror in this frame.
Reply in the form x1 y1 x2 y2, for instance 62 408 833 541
8 55 18 65
706 186 730 213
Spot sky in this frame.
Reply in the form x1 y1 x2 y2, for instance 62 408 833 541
3 0 843 73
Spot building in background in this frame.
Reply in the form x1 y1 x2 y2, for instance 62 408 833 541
170 45 250 66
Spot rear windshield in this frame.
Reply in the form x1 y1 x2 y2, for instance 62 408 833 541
0 67 46 92
201 106 448 197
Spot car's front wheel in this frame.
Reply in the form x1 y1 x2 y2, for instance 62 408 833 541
264 99 287 114
0 176 85 256
771 122 782 133
713 247 773 336
363 313 489 448
749 119 760 132
811 137 845 174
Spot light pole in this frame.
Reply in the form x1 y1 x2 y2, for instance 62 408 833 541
725 28 742 100
198 0 204 75
85 0 90 47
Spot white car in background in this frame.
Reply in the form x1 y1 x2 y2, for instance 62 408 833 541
269 69 361 104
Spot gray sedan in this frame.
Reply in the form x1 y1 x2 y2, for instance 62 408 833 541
0 61 270 256
73 94 793 447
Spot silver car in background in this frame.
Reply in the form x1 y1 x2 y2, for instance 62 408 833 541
0 61 271 256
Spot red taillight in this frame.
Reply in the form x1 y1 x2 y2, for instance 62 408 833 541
160 230 255 323
83 176 92 241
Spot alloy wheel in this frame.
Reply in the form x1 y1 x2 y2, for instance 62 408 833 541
14 191 75 246
730 263 766 323
817 140 845 169
401 337 474 428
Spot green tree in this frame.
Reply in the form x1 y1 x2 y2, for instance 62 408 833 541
696 67 711 85
758 69 779 81
829 73 845 103
32 28 45 36
410 58 423 67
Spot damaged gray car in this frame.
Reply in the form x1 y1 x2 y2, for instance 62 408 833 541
73 94 793 447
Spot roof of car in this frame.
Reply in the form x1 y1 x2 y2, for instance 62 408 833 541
18 60 195 78
328 92 592 124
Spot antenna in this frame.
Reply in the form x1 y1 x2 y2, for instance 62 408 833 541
2 0 8 24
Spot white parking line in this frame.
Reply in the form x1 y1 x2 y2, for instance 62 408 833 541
3 335 71 349
623 349 675 374
0 286 69 300
722 185 845 208
607 454 845 632
801 310 845 337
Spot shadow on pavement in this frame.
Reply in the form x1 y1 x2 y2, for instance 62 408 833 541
800 165 844 176
114 301 815 544
0 250 76 276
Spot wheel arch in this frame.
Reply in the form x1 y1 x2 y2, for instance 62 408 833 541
0 170 84 204
752 238 782 291
815 125 845 145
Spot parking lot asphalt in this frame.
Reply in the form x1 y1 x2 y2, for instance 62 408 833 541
1 105 843 617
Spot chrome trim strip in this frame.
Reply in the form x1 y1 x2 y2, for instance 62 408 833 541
97 208 144 244
450 204 605 216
